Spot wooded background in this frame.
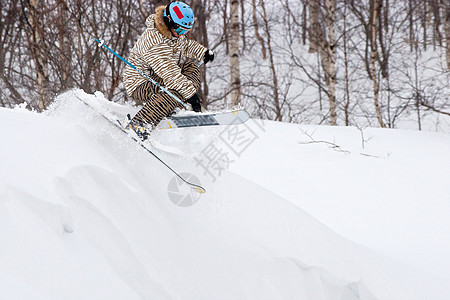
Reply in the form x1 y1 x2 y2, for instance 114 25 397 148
1 0 449 130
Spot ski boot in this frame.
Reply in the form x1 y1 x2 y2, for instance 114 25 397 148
125 114 150 141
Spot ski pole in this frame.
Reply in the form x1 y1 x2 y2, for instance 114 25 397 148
94 38 189 110
73 92 206 194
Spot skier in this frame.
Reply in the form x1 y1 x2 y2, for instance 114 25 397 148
123 1 214 138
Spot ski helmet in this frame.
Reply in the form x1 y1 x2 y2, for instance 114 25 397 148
163 2 195 35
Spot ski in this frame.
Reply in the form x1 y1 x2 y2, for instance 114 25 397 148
73 93 206 194
157 109 250 129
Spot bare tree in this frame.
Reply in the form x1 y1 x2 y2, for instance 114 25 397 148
306 0 337 125
190 0 211 108
370 0 386 127
229 0 241 106
260 0 282 120
137 0 149 21
445 0 450 69
56 0 71 91
343 1 351 126
322 0 337 125
308 0 321 53
0 1 26 106
252 0 267 59
240 0 246 51
22 0 51 111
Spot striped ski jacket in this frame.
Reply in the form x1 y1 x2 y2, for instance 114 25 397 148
123 6 207 100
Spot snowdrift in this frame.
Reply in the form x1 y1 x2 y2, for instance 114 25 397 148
0 89 449 299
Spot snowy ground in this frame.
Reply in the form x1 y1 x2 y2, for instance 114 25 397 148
0 89 449 299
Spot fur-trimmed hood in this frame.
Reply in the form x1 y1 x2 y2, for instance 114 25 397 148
146 5 173 39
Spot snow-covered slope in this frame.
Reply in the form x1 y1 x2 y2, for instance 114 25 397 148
0 90 449 299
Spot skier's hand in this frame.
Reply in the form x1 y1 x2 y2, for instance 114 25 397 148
186 93 202 112
203 49 214 65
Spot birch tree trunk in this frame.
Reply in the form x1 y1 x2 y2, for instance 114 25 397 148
445 1 450 70
370 0 386 127
321 0 337 125
27 0 50 111
229 0 241 106
343 1 351 126
308 0 337 125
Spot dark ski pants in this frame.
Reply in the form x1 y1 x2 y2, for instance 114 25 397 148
131 61 201 127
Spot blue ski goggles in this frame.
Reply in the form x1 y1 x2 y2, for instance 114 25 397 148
173 24 191 35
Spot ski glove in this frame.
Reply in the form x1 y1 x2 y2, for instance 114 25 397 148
186 93 202 112
203 49 214 65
